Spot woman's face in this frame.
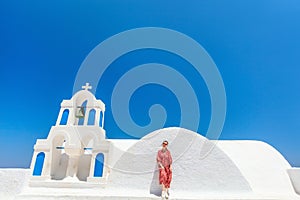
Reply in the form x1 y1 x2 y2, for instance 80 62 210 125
162 142 168 149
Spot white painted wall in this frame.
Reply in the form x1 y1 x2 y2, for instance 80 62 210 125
288 168 300 195
107 127 297 197
108 128 252 196
217 140 295 195
0 169 30 200
2 128 300 199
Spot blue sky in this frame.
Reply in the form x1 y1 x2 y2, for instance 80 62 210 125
0 0 299 167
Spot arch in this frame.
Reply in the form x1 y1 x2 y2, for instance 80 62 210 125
72 90 96 106
81 134 95 154
99 111 103 127
88 109 96 125
33 152 45 176
60 109 69 125
48 130 71 145
81 131 103 148
94 153 104 177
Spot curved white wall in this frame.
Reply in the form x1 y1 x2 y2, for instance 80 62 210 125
217 140 295 195
108 127 252 196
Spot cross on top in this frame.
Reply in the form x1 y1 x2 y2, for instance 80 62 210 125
82 83 92 91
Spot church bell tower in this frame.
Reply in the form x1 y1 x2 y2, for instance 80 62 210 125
29 83 110 185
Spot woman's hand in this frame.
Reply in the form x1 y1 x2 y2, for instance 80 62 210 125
159 163 164 169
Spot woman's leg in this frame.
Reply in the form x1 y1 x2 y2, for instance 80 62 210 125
161 184 166 199
165 167 172 198
160 168 167 198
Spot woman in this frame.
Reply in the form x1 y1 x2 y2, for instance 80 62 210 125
156 140 173 199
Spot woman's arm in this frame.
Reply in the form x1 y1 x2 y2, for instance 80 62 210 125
157 151 164 168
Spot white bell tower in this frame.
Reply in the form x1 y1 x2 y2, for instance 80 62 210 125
29 83 110 186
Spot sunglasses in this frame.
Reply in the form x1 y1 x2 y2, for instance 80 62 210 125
162 143 168 146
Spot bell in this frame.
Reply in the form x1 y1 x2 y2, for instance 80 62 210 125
75 106 85 118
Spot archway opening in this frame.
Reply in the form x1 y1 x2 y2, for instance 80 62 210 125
77 100 87 125
33 152 45 176
94 153 104 177
60 109 69 125
77 139 93 181
99 111 103 127
88 109 96 125
51 135 69 180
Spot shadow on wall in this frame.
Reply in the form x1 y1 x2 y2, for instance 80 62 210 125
150 166 161 196
77 154 92 181
287 168 300 195
52 153 69 180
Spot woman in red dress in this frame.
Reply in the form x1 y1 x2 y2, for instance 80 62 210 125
157 140 173 199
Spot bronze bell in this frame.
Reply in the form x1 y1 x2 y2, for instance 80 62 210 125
75 106 85 118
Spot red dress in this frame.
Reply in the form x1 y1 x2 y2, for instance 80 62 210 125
156 149 173 188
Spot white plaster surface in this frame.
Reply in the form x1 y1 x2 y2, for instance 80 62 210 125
108 128 252 196
106 139 137 168
0 168 30 200
1 127 300 200
287 168 300 195
217 140 294 195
